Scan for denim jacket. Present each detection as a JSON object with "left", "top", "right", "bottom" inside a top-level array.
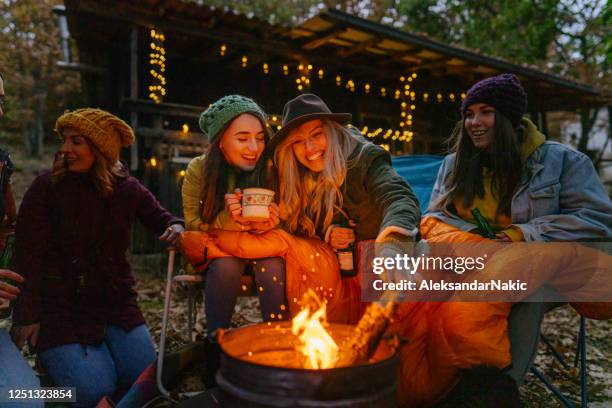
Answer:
[{"left": 426, "top": 140, "right": 612, "bottom": 242}]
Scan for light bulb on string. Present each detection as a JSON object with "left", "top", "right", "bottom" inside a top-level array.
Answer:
[{"left": 148, "top": 28, "right": 166, "bottom": 104}]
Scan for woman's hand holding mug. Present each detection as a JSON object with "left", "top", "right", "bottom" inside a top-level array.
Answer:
[
  {"left": 225, "top": 188, "right": 252, "bottom": 227},
  {"left": 250, "top": 202, "right": 280, "bottom": 233}
]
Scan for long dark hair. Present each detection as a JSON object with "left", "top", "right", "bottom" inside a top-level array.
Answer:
[
  {"left": 434, "top": 112, "right": 525, "bottom": 216},
  {"left": 199, "top": 115, "right": 271, "bottom": 224}
]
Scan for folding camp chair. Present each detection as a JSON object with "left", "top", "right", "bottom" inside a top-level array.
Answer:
[
  {"left": 156, "top": 248, "right": 259, "bottom": 399},
  {"left": 392, "top": 153, "right": 593, "bottom": 408}
]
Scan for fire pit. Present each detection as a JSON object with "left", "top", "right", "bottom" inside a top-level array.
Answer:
[{"left": 217, "top": 322, "right": 398, "bottom": 407}]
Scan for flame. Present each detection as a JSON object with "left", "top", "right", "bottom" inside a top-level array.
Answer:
[{"left": 292, "top": 299, "right": 339, "bottom": 369}]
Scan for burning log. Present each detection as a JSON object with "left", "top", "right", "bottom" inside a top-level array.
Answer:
[
  {"left": 292, "top": 289, "right": 397, "bottom": 368},
  {"left": 336, "top": 302, "right": 397, "bottom": 366}
]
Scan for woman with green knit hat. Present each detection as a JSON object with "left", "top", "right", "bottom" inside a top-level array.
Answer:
[
  {"left": 11, "top": 108, "right": 183, "bottom": 407},
  {"left": 181, "top": 95, "right": 288, "bottom": 386}
]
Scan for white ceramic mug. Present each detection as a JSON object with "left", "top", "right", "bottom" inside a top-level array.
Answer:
[{"left": 242, "top": 188, "right": 275, "bottom": 221}]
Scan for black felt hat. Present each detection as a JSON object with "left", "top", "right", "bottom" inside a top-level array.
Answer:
[{"left": 269, "top": 94, "right": 351, "bottom": 151}]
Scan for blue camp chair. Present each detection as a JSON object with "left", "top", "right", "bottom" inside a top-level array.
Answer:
[{"left": 391, "top": 154, "right": 588, "bottom": 408}]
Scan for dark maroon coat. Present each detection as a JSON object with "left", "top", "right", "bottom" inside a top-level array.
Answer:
[{"left": 12, "top": 171, "right": 182, "bottom": 352}]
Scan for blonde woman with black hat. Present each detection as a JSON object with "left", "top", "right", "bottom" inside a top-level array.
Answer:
[
  {"left": 269, "top": 93, "right": 420, "bottom": 248},
  {"left": 181, "top": 95, "right": 288, "bottom": 386},
  {"left": 11, "top": 108, "right": 183, "bottom": 407}
]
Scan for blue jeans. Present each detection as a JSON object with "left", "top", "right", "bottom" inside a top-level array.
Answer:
[
  {"left": 205, "top": 257, "right": 288, "bottom": 339},
  {"left": 38, "top": 324, "right": 156, "bottom": 408},
  {"left": 0, "top": 328, "right": 43, "bottom": 408}
]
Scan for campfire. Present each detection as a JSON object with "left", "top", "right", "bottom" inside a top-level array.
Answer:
[
  {"left": 216, "top": 290, "right": 399, "bottom": 407},
  {"left": 291, "top": 291, "right": 339, "bottom": 369}
]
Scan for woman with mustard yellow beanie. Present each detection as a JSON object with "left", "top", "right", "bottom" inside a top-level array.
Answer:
[{"left": 11, "top": 108, "right": 184, "bottom": 407}]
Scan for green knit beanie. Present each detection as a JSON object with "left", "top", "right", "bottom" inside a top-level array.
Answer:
[{"left": 198, "top": 95, "right": 267, "bottom": 144}]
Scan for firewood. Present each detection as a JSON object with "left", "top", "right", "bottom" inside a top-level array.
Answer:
[{"left": 336, "top": 302, "right": 397, "bottom": 366}]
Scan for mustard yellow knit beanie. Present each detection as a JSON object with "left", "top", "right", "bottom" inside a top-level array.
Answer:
[{"left": 55, "top": 108, "right": 135, "bottom": 163}]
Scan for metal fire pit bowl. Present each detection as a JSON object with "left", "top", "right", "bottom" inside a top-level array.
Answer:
[{"left": 217, "top": 322, "right": 398, "bottom": 407}]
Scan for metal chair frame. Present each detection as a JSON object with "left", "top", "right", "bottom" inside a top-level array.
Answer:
[{"left": 530, "top": 317, "right": 587, "bottom": 408}]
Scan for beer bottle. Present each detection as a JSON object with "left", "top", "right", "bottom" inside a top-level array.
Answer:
[
  {"left": 0, "top": 234, "right": 16, "bottom": 318},
  {"left": 337, "top": 216, "right": 356, "bottom": 278},
  {"left": 471, "top": 208, "right": 496, "bottom": 239}
]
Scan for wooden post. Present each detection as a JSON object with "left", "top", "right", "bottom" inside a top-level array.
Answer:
[
  {"left": 130, "top": 26, "right": 139, "bottom": 171},
  {"left": 540, "top": 111, "right": 548, "bottom": 138}
]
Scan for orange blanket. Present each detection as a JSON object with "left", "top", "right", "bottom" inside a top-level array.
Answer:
[
  {"left": 390, "top": 216, "right": 611, "bottom": 406},
  {"left": 180, "top": 220, "right": 610, "bottom": 407},
  {"left": 386, "top": 217, "right": 512, "bottom": 406},
  {"left": 180, "top": 229, "right": 362, "bottom": 324}
]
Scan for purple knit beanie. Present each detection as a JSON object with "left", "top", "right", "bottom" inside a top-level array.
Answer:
[{"left": 461, "top": 73, "right": 527, "bottom": 127}]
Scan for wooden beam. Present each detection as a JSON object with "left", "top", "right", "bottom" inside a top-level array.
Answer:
[
  {"left": 416, "top": 56, "right": 449, "bottom": 71},
  {"left": 337, "top": 36, "right": 382, "bottom": 58},
  {"left": 129, "top": 26, "right": 139, "bottom": 171},
  {"left": 376, "top": 47, "right": 423, "bottom": 67},
  {"left": 300, "top": 27, "right": 346, "bottom": 50},
  {"left": 136, "top": 127, "right": 207, "bottom": 145},
  {"left": 120, "top": 98, "right": 203, "bottom": 118}
]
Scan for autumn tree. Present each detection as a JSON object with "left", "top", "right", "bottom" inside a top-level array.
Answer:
[{"left": 0, "top": 0, "right": 80, "bottom": 156}]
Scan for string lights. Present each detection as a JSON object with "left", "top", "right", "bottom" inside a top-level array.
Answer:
[
  {"left": 148, "top": 35, "right": 467, "bottom": 159},
  {"left": 148, "top": 29, "right": 166, "bottom": 104}
]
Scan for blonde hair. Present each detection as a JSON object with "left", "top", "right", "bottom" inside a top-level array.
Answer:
[
  {"left": 51, "top": 136, "right": 126, "bottom": 198},
  {"left": 274, "top": 120, "right": 360, "bottom": 236}
]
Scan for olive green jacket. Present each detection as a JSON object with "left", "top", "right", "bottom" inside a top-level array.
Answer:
[{"left": 328, "top": 129, "right": 421, "bottom": 242}]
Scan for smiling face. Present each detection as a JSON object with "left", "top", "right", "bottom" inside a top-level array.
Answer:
[
  {"left": 289, "top": 119, "right": 328, "bottom": 173},
  {"left": 59, "top": 127, "right": 96, "bottom": 173},
  {"left": 464, "top": 103, "right": 496, "bottom": 151},
  {"left": 219, "top": 113, "right": 266, "bottom": 171}
]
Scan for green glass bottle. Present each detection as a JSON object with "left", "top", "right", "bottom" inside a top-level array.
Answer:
[
  {"left": 471, "top": 208, "right": 496, "bottom": 239},
  {"left": 0, "top": 234, "right": 16, "bottom": 318}
]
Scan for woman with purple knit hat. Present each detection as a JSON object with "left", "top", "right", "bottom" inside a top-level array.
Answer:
[
  {"left": 419, "top": 74, "right": 612, "bottom": 404},
  {"left": 428, "top": 73, "right": 611, "bottom": 242}
]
